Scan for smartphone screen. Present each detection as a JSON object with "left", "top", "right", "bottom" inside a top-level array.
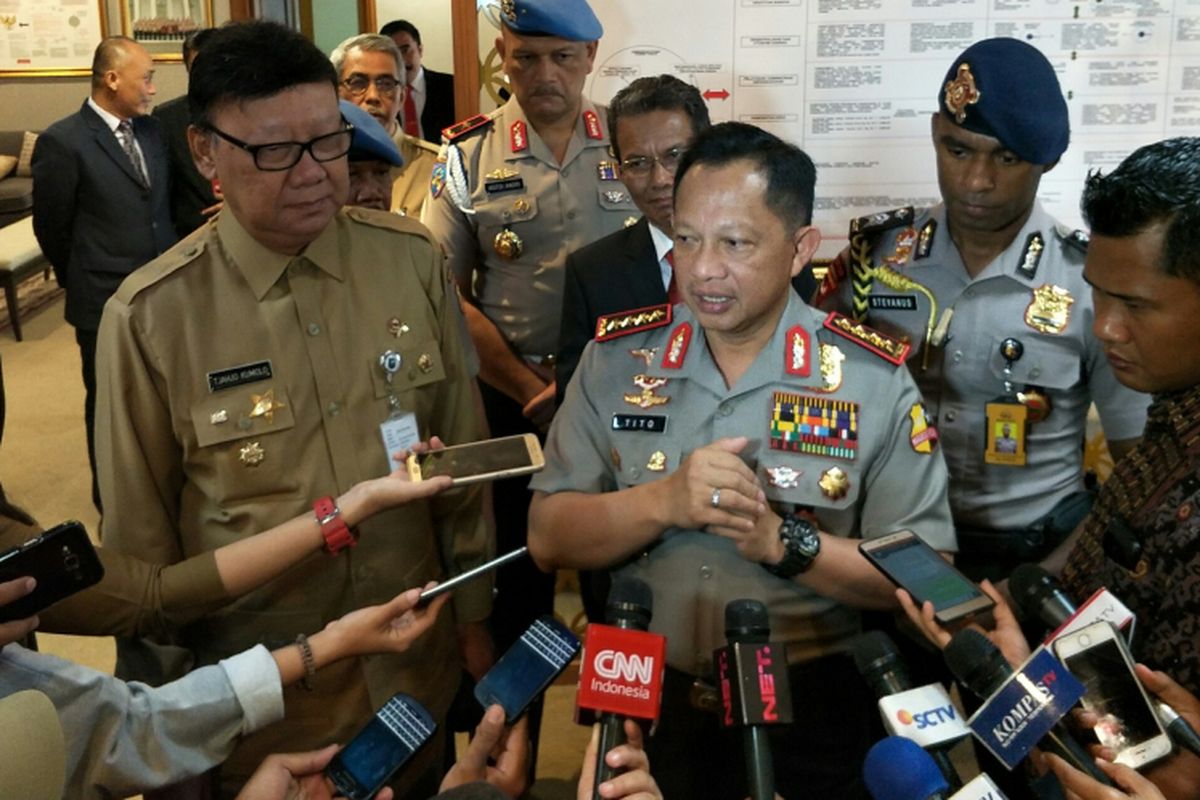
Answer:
[
  {"left": 418, "top": 435, "right": 536, "bottom": 481},
  {"left": 325, "top": 693, "right": 436, "bottom": 800},
  {"left": 860, "top": 532, "right": 992, "bottom": 622},
  {"left": 1060, "top": 638, "right": 1166, "bottom": 756},
  {"left": 475, "top": 615, "right": 581, "bottom": 723}
]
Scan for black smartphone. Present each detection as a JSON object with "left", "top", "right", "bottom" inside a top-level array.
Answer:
[
  {"left": 859, "top": 530, "right": 993, "bottom": 624},
  {"left": 475, "top": 614, "right": 581, "bottom": 723},
  {"left": 0, "top": 520, "right": 104, "bottom": 622},
  {"left": 325, "top": 692, "right": 437, "bottom": 800},
  {"left": 416, "top": 546, "right": 528, "bottom": 607}
]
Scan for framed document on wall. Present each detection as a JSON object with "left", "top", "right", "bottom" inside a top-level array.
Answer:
[
  {"left": 119, "top": 0, "right": 213, "bottom": 61},
  {"left": 0, "top": 0, "right": 107, "bottom": 77}
]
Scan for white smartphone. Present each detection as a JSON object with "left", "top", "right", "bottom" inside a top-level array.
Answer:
[
  {"left": 858, "top": 530, "right": 993, "bottom": 624},
  {"left": 1052, "top": 621, "right": 1174, "bottom": 769},
  {"left": 406, "top": 433, "right": 545, "bottom": 486}
]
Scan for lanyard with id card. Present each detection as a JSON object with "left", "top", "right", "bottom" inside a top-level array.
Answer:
[
  {"left": 378, "top": 349, "right": 421, "bottom": 467},
  {"left": 984, "top": 337, "right": 1028, "bottom": 466}
]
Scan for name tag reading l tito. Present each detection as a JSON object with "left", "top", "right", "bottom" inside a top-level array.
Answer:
[{"left": 611, "top": 414, "right": 667, "bottom": 433}]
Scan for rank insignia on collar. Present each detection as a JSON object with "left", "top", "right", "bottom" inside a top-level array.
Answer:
[
  {"left": 885, "top": 227, "right": 917, "bottom": 266},
  {"left": 598, "top": 161, "right": 619, "bottom": 181},
  {"left": 510, "top": 120, "right": 528, "bottom": 153},
  {"left": 909, "top": 403, "right": 939, "bottom": 454},
  {"left": 915, "top": 219, "right": 937, "bottom": 260},
  {"left": 623, "top": 374, "right": 671, "bottom": 408},
  {"left": 1017, "top": 232, "right": 1044, "bottom": 280},
  {"left": 239, "top": 441, "right": 265, "bottom": 467},
  {"left": 583, "top": 110, "right": 603, "bottom": 140},
  {"left": 661, "top": 322, "right": 692, "bottom": 369},
  {"left": 815, "top": 343, "right": 845, "bottom": 393},
  {"left": 823, "top": 311, "right": 911, "bottom": 365},
  {"left": 1024, "top": 284, "right": 1074, "bottom": 335},
  {"left": 595, "top": 304, "right": 672, "bottom": 342},
  {"left": 770, "top": 391, "right": 859, "bottom": 460},
  {"left": 647, "top": 451, "right": 667, "bottom": 472},
  {"left": 629, "top": 347, "right": 659, "bottom": 367},
  {"left": 248, "top": 389, "right": 285, "bottom": 424},
  {"left": 765, "top": 465, "right": 802, "bottom": 489},
  {"left": 785, "top": 325, "right": 810, "bottom": 377},
  {"left": 818, "top": 466, "right": 851, "bottom": 501},
  {"left": 944, "top": 63, "right": 981, "bottom": 124}
]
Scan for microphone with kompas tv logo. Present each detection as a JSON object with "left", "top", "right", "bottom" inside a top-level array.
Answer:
[
  {"left": 575, "top": 576, "right": 665, "bottom": 800},
  {"left": 714, "top": 599, "right": 793, "bottom": 800}
]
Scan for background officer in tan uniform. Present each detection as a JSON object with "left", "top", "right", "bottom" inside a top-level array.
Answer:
[
  {"left": 95, "top": 21, "right": 490, "bottom": 798},
  {"left": 815, "top": 38, "right": 1148, "bottom": 581},
  {"left": 331, "top": 33, "right": 439, "bottom": 217},
  {"left": 529, "top": 122, "right": 954, "bottom": 800}
]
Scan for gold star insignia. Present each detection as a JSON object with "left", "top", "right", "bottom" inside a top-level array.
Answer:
[{"left": 248, "top": 389, "right": 285, "bottom": 424}]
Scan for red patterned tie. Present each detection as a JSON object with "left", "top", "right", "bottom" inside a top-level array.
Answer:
[
  {"left": 403, "top": 85, "right": 419, "bottom": 137},
  {"left": 665, "top": 249, "right": 683, "bottom": 305}
]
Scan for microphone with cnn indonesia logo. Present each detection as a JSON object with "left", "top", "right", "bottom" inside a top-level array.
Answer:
[
  {"left": 714, "top": 599, "right": 793, "bottom": 800},
  {"left": 575, "top": 576, "right": 666, "bottom": 800}
]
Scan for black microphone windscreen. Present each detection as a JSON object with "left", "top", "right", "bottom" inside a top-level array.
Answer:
[
  {"left": 1009, "top": 563, "right": 1073, "bottom": 626},
  {"left": 943, "top": 629, "right": 1012, "bottom": 698},
  {"left": 725, "top": 599, "right": 770, "bottom": 644},
  {"left": 605, "top": 575, "right": 653, "bottom": 629},
  {"left": 853, "top": 631, "right": 913, "bottom": 697}
]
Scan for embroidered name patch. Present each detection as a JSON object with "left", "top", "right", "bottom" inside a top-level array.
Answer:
[
  {"left": 485, "top": 177, "right": 525, "bottom": 194},
  {"left": 769, "top": 391, "right": 858, "bottom": 460},
  {"left": 868, "top": 295, "right": 918, "bottom": 311},
  {"left": 207, "top": 360, "right": 273, "bottom": 393},
  {"left": 611, "top": 414, "right": 667, "bottom": 433}
]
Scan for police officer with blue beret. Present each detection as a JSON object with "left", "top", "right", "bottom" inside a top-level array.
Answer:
[
  {"left": 816, "top": 37, "right": 1150, "bottom": 582},
  {"left": 339, "top": 100, "right": 404, "bottom": 211}
]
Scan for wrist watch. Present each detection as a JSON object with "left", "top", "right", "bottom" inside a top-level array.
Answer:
[
  {"left": 765, "top": 513, "right": 820, "bottom": 578},
  {"left": 314, "top": 496, "right": 357, "bottom": 555}
]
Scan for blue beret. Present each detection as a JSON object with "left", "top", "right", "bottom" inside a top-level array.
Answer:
[
  {"left": 939, "top": 38, "right": 1069, "bottom": 165},
  {"left": 339, "top": 100, "right": 404, "bottom": 167},
  {"left": 500, "top": 0, "right": 602, "bottom": 41}
]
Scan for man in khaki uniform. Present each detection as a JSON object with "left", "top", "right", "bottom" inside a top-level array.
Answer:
[
  {"left": 331, "top": 33, "right": 439, "bottom": 217},
  {"left": 95, "top": 21, "right": 490, "bottom": 798}
]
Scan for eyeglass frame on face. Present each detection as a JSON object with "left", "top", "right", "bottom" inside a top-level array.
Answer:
[
  {"left": 203, "top": 118, "right": 356, "bottom": 171},
  {"left": 340, "top": 74, "right": 401, "bottom": 97},
  {"left": 617, "top": 146, "right": 686, "bottom": 178}
]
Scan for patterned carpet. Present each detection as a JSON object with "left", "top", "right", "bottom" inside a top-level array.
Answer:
[{"left": 0, "top": 271, "right": 62, "bottom": 336}]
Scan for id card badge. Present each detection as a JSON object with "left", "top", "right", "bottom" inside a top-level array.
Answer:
[
  {"left": 380, "top": 411, "right": 420, "bottom": 468},
  {"left": 985, "top": 400, "right": 1027, "bottom": 466}
]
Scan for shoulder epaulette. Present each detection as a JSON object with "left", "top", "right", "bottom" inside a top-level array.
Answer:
[
  {"left": 1055, "top": 223, "right": 1089, "bottom": 255},
  {"left": 594, "top": 304, "right": 672, "bottom": 342},
  {"left": 823, "top": 311, "right": 911, "bottom": 366},
  {"left": 849, "top": 207, "right": 915, "bottom": 238},
  {"left": 411, "top": 136, "right": 441, "bottom": 155},
  {"left": 116, "top": 234, "right": 208, "bottom": 302},
  {"left": 441, "top": 113, "right": 494, "bottom": 143},
  {"left": 345, "top": 206, "right": 436, "bottom": 243}
]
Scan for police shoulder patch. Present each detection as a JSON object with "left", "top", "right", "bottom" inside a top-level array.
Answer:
[
  {"left": 849, "top": 206, "right": 915, "bottom": 238},
  {"left": 594, "top": 304, "right": 673, "bottom": 342},
  {"left": 822, "top": 311, "right": 911, "bottom": 366}
]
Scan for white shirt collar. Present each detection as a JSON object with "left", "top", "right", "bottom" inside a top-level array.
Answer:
[
  {"left": 648, "top": 221, "right": 674, "bottom": 262},
  {"left": 409, "top": 66, "right": 426, "bottom": 95},
  {"left": 87, "top": 97, "right": 124, "bottom": 133}
]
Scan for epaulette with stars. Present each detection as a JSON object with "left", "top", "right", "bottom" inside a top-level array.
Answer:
[
  {"left": 594, "top": 304, "right": 673, "bottom": 342},
  {"left": 823, "top": 311, "right": 911, "bottom": 366}
]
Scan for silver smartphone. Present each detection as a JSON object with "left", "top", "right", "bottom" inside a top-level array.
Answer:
[
  {"left": 416, "top": 546, "right": 528, "bottom": 606},
  {"left": 1052, "top": 621, "right": 1174, "bottom": 769},
  {"left": 406, "top": 433, "right": 545, "bottom": 486},
  {"left": 858, "top": 530, "right": 993, "bottom": 624}
]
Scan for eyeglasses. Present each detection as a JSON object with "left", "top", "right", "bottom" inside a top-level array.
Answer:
[
  {"left": 619, "top": 147, "right": 685, "bottom": 177},
  {"left": 341, "top": 75, "right": 401, "bottom": 96},
  {"left": 206, "top": 121, "right": 355, "bottom": 171}
]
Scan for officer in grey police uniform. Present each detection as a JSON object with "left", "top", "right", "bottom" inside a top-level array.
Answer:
[
  {"left": 815, "top": 38, "right": 1149, "bottom": 581},
  {"left": 530, "top": 122, "right": 954, "bottom": 800}
]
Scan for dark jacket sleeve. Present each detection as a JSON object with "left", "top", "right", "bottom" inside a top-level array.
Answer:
[{"left": 31, "top": 128, "right": 78, "bottom": 285}]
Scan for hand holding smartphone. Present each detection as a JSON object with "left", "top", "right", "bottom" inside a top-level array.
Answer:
[
  {"left": 0, "top": 521, "right": 104, "bottom": 623},
  {"left": 406, "top": 434, "right": 544, "bottom": 486},
  {"left": 324, "top": 692, "right": 436, "bottom": 800},
  {"left": 475, "top": 615, "right": 581, "bottom": 724},
  {"left": 416, "top": 547, "right": 528, "bottom": 607},
  {"left": 859, "top": 530, "right": 993, "bottom": 625}
]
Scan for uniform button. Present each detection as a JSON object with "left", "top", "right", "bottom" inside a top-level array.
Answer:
[
  {"left": 502, "top": 211, "right": 512, "bottom": 221},
  {"left": 327, "top": 401, "right": 341, "bottom": 416},
  {"left": 699, "top": 565, "right": 712, "bottom": 579},
  {"left": 945, "top": 410, "right": 957, "bottom": 422},
  {"left": 953, "top": 350, "right": 963, "bottom": 363},
  {"left": 630, "top": 466, "right": 641, "bottom": 478},
  {"left": 307, "top": 323, "right": 321, "bottom": 336},
  {"left": 566, "top": 211, "right": 577, "bottom": 220},
  {"left": 718, "top": 402, "right": 733, "bottom": 417},
  {"left": 1029, "top": 367, "right": 1041, "bottom": 379}
]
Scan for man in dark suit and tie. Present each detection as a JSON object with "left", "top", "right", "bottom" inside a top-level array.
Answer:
[
  {"left": 32, "top": 36, "right": 175, "bottom": 509},
  {"left": 381, "top": 19, "right": 456, "bottom": 141}
]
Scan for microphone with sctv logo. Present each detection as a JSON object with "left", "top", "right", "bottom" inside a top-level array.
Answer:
[{"left": 574, "top": 576, "right": 665, "bottom": 800}]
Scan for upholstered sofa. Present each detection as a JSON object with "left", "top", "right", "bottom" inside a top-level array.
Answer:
[{"left": 0, "top": 131, "right": 36, "bottom": 228}]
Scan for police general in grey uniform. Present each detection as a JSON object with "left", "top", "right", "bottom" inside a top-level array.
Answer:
[
  {"left": 529, "top": 122, "right": 954, "bottom": 800},
  {"left": 815, "top": 38, "right": 1148, "bottom": 581},
  {"left": 421, "top": 0, "right": 636, "bottom": 673}
]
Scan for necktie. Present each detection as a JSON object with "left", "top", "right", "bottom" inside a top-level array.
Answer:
[
  {"left": 665, "top": 249, "right": 683, "bottom": 305},
  {"left": 117, "top": 120, "right": 149, "bottom": 187},
  {"left": 403, "top": 85, "right": 420, "bottom": 138}
]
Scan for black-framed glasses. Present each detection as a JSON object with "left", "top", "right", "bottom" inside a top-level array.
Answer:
[
  {"left": 620, "top": 147, "right": 685, "bottom": 177},
  {"left": 341, "top": 75, "right": 401, "bottom": 97},
  {"left": 206, "top": 120, "right": 355, "bottom": 171}
]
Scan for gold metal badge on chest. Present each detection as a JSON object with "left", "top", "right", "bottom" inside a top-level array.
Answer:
[
  {"left": 647, "top": 451, "right": 667, "bottom": 472},
  {"left": 494, "top": 228, "right": 524, "bottom": 260},
  {"left": 1024, "top": 284, "right": 1074, "bottom": 335},
  {"left": 239, "top": 441, "right": 265, "bottom": 467},
  {"left": 818, "top": 466, "right": 850, "bottom": 500},
  {"left": 248, "top": 389, "right": 285, "bottom": 424},
  {"left": 623, "top": 374, "right": 670, "bottom": 408}
]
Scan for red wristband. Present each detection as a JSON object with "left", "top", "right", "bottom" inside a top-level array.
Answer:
[{"left": 314, "top": 496, "right": 356, "bottom": 555}]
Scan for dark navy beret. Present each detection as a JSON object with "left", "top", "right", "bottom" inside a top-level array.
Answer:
[
  {"left": 938, "top": 37, "right": 1069, "bottom": 165},
  {"left": 499, "top": 0, "right": 603, "bottom": 41},
  {"left": 339, "top": 100, "right": 403, "bottom": 167}
]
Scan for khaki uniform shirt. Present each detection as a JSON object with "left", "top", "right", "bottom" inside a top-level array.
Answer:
[
  {"left": 421, "top": 96, "right": 638, "bottom": 359},
  {"left": 390, "top": 127, "right": 440, "bottom": 218},
  {"left": 531, "top": 294, "right": 954, "bottom": 676},
  {"left": 818, "top": 203, "right": 1149, "bottom": 530},
  {"left": 95, "top": 208, "right": 490, "bottom": 793}
]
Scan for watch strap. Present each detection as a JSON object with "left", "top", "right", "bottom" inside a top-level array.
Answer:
[
  {"left": 314, "top": 495, "right": 356, "bottom": 555},
  {"left": 765, "top": 513, "right": 819, "bottom": 579}
]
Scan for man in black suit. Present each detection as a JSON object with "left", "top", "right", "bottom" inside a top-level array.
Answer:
[
  {"left": 381, "top": 19, "right": 456, "bottom": 141},
  {"left": 31, "top": 36, "right": 175, "bottom": 509}
]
